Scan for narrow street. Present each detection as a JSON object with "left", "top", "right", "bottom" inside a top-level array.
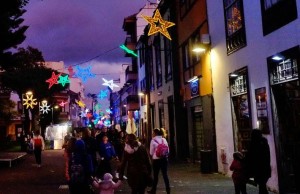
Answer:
[{"left": 0, "top": 149, "right": 263, "bottom": 194}]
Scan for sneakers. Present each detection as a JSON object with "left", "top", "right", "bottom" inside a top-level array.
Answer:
[{"left": 37, "top": 164, "right": 41, "bottom": 168}]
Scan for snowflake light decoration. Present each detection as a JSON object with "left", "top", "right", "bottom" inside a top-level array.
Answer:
[
  {"left": 102, "top": 78, "right": 119, "bottom": 90},
  {"left": 97, "top": 89, "right": 109, "bottom": 100},
  {"left": 142, "top": 9, "right": 175, "bottom": 40},
  {"left": 23, "top": 93, "right": 37, "bottom": 109},
  {"left": 39, "top": 101, "right": 51, "bottom": 114},
  {"left": 46, "top": 72, "right": 61, "bottom": 89},
  {"left": 57, "top": 75, "right": 70, "bottom": 87},
  {"left": 75, "top": 66, "right": 95, "bottom": 83}
]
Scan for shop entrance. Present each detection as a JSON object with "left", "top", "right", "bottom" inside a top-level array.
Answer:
[{"left": 271, "top": 81, "right": 300, "bottom": 193}]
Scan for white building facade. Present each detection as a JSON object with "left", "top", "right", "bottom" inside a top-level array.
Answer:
[{"left": 207, "top": 0, "right": 300, "bottom": 193}]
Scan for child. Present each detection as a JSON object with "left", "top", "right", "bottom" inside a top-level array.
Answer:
[
  {"left": 230, "top": 152, "right": 247, "bottom": 194},
  {"left": 92, "top": 173, "right": 122, "bottom": 194}
]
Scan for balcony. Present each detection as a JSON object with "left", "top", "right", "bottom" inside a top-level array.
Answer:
[
  {"left": 125, "top": 65, "right": 138, "bottom": 84},
  {"left": 124, "top": 95, "right": 139, "bottom": 111},
  {"left": 124, "top": 36, "right": 136, "bottom": 57}
]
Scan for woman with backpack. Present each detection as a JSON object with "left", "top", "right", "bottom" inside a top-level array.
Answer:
[{"left": 147, "top": 128, "right": 170, "bottom": 194}]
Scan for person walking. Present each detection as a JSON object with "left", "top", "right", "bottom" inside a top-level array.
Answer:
[
  {"left": 230, "top": 152, "right": 247, "bottom": 194},
  {"left": 98, "top": 135, "right": 118, "bottom": 178},
  {"left": 68, "top": 139, "right": 94, "bottom": 194},
  {"left": 119, "top": 134, "right": 152, "bottom": 194},
  {"left": 147, "top": 128, "right": 170, "bottom": 194},
  {"left": 246, "top": 129, "right": 271, "bottom": 194},
  {"left": 31, "top": 130, "right": 45, "bottom": 167}
]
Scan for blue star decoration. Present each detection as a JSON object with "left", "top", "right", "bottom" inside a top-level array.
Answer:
[
  {"left": 75, "top": 65, "right": 95, "bottom": 83},
  {"left": 57, "top": 75, "right": 70, "bottom": 87},
  {"left": 97, "top": 89, "right": 109, "bottom": 100},
  {"left": 102, "top": 78, "right": 119, "bottom": 90}
]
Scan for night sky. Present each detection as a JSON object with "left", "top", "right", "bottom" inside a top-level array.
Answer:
[{"left": 21, "top": 0, "right": 149, "bottom": 95}]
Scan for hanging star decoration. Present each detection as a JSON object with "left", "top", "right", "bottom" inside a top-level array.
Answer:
[
  {"left": 94, "top": 103, "right": 102, "bottom": 112},
  {"left": 120, "top": 44, "right": 138, "bottom": 57},
  {"left": 97, "top": 89, "right": 109, "bottom": 100},
  {"left": 102, "top": 78, "right": 119, "bottom": 90},
  {"left": 75, "top": 65, "right": 95, "bottom": 83},
  {"left": 76, "top": 100, "right": 85, "bottom": 108},
  {"left": 59, "top": 101, "right": 68, "bottom": 107},
  {"left": 106, "top": 108, "right": 112, "bottom": 114},
  {"left": 46, "top": 72, "right": 61, "bottom": 89},
  {"left": 23, "top": 93, "right": 37, "bottom": 109},
  {"left": 142, "top": 9, "right": 175, "bottom": 40},
  {"left": 57, "top": 75, "right": 70, "bottom": 87},
  {"left": 39, "top": 101, "right": 51, "bottom": 114},
  {"left": 86, "top": 112, "right": 93, "bottom": 119}
]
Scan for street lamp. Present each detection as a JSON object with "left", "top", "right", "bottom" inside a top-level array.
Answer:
[{"left": 51, "top": 105, "right": 59, "bottom": 125}]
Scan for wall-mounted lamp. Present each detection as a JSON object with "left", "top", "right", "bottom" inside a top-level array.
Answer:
[
  {"left": 192, "top": 34, "right": 211, "bottom": 53},
  {"left": 272, "top": 55, "right": 284, "bottom": 61},
  {"left": 229, "top": 73, "right": 239, "bottom": 78},
  {"left": 192, "top": 44, "right": 207, "bottom": 53},
  {"left": 138, "top": 92, "right": 145, "bottom": 96},
  {"left": 187, "top": 75, "right": 202, "bottom": 83}
]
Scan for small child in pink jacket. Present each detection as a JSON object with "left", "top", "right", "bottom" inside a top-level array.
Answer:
[{"left": 92, "top": 173, "right": 122, "bottom": 194}]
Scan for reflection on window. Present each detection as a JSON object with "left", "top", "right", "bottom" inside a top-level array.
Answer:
[
  {"left": 225, "top": 1, "right": 242, "bottom": 36},
  {"left": 264, "top": 0, "right": 281, "bottom": 10}
]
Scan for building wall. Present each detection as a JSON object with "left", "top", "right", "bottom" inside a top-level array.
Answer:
[{"left": 206, "top": 0, "right": 300, "bottom": 192}]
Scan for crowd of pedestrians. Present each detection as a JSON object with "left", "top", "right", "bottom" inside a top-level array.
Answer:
[{"left": 62, "top": 126, "right": 170, "bottom": 194}]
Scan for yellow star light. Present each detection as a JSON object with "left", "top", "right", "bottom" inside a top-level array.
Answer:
[
  {"left": 142, "top": 9, "right": 175, "bottom": 40},
  {"left": 76, "top": 100, "right": 85, "bottom": 108},
  {"left": 23, "top": 93, "right": 37, "bottom": 109}
]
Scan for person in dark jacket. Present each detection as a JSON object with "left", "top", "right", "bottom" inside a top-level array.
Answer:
[
  {"left": 246, "top": 129, "right": 271, "bottom": 194},
  {"left": 68, "top": 139, "right": 94, "bottom": 194},
  {"left": 119, "top": 134, "right": 152, "bottom": 194},
  {"left": 98, "top": 135, "right": 118, "bottom": 178}
]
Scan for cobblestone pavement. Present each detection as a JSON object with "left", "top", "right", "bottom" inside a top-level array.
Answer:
[{"left": 0, "top": 149, "right": 266, "bottom": 194}]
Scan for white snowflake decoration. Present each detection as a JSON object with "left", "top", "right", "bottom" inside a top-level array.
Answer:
[{"left": 39, "top": 101, "right": 51, "bottom": 114}]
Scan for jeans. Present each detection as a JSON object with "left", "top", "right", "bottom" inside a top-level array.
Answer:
[{"left": 152, "top": 158, "right": 170, "bottom": 192}]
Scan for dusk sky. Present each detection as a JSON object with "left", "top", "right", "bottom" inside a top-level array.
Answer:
[{"left": 21, "top": 0, "right": 151, "bottom": 95}]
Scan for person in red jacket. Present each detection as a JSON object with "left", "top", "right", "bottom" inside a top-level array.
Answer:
[{"left": 230, "top": 151, "right": 247, "bottom": 194}]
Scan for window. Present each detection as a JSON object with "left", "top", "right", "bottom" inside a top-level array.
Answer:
[
  {"left": 268, "top": 46, "right": 299, "bottom": 85},
  {"left": 146, "top": 45, "right": 154, "bottom": 91},
  {"left": 180, "top": 0, "right": 197, "bottom": 18},
  {"left": 182, "top": 42, "right": 190, "bottom": 70},
  {"left": 260, "top": 0, "right": 297, "bottom": 35},
  {"left": 191, "top": 33, "right": 201, "bottom": 65},
  {"left": 223, "top": 0, "right": 247, "bottom": 55},
  {"left": 158, "top": 100, "right": 165, "bottom": 128},
  {"left": 164, "top": 38, "right": 173, "bottom": 82},
  {"left": 154, "top": 36, "right": 162, "bottom": 88},
  {"left": 139, "top": 44, "right": 145, "bottom": 67}
]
